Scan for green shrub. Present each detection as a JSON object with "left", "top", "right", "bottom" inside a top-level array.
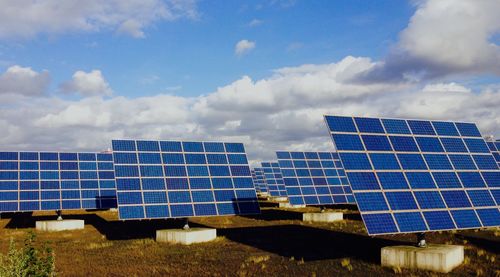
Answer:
[{"left": 0, "top": 231, "right": 55, "bottom": 277}]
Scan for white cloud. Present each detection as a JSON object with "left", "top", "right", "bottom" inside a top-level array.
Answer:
[
  {"left": 0, "top": 0, "right": 198, "bottom": 39},
  {"left": 235, "top": 39, "right": 256, "bottom": 56},
  {"left": 116, "top": 19, "right": 145, "bottom": 38},
  {"left": 247, "top": 19, "right": 263, "bottom": 27},
  {"left": 60, "top": 70, "right": 113, "bottom": 97},
  {"left": 1, "top": 57, "right": 498, "bottom": 165},
  {"left": 356, "top": 0, "right": 500, "bottom": 82},
  {"left": 0, "top": 65, "right": 50, "bottom": 96}
]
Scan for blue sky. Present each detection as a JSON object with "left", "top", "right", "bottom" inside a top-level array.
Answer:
[
  {"left": 0, "top": 0, "right": 499, "bottom": 163},
  {"left": 2, "top": 0, "right": 415, "bottom": 98}
]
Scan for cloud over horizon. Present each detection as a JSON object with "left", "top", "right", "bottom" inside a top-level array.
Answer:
[{"left": 0, "top": 56, "right": 498, "bottom": 165}]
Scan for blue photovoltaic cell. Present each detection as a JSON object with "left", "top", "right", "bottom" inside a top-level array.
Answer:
[
  {"left": 324, "top": 115, "right": 500, "bottom": 235},
  {"left": 112, "top": 140, "right": 260, "bottom": 220},
  {"left": 0, "top": 151, "right": 117, "bottom": 213},
  {"left": 260, "top": 162, "right": 287, "bottom": 197},
  {"left": 277, "top": 151, "right": 354, "bottom": 205}
]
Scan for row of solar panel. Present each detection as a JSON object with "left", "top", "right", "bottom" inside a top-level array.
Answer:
[
  {"left": 112, "top": 140, "right": 245, "bottom": 153},
  {"left": 260, "top": 162, "right": 287, "bottom": 197},
  {"left": 277, "top": 151, "right": 354, "bottom": 205},
  {"left": 115, "top": 177, "right": 254, "bottom": 190},
  {"left": 346, "top": 171, "right": 499, "bottom": 191},
  {"left": 114, "top": 165, "right": 251, "bottom": 177},
  {"left": 333, "top": 134, "right": 491, "bottom": 153},
  {"left": 0, "top": 172, "right": 115, "bottom": 180},
  {"left": 0, "top": 199, "right": 117, "bottom": 212},
  {"left": 0, "top": 181, "right": 115, "bottom": 190},
  {"left": 0, "top": 152, "right": 113, "bottom": 161},
  {"left": 338, "top": 153, "right": 497, "bottom": 171},
  {"left": 325, "top": 116, "right": 482, "bottom": 137},
  {"left": 118, "top": 201, "right": 260, "bottom": 219},
  {"left": 113, "top": 152, "right": 249, "bottom": 165},
  {"left": 0, "top": 162, "right": 114, "bottom": 170},
  {"left": 361, "top": 208, "right": 500, "bottom": 234}
]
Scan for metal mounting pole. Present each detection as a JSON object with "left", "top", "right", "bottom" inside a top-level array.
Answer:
[
  {"left": 182, "top": 218, "right": 190, "bottom": 230},
  {"left": 56, "top": 210, "right": 63, "bottom": 221},
  {"left": 417, "top": 232, "right": 426, "bottom": 247}
]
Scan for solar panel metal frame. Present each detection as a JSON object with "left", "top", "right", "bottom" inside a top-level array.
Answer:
[
  {"left": 324, "top": 115, "right": 500, "bottom": 235},
  {"left": 0, "top": 151, "right": 117, "bottom": 213},
  {"left": 112, "top": 139, "right": 260, "bottom": 220},
  {"left": 276, "top": 151, "right": 355, "bottom": 205},
  {"left": 251, "top": 168, "right": 268, "bottom": 194},
  {"left": 260, "top": 161, "right": 287, "bottom": 197}
]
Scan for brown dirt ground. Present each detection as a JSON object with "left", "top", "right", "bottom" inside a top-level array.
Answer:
[{"left": 0, "top": 201, "right": 498, "bottom": 277}]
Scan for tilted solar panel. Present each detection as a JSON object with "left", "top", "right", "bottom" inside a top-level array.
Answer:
[
  {"left": 0, "top": 152, "right": 117, "bottom": 212},
  {"left": 324, "top": 115, "right": 500, "bottom": 235},
  {"left": 260, "top": 162, "right": 287, "bottom": 197},
  {"left": 112, "top": 140, "right": 260, "bottom": 220},
  {"left": 277, "top": 151, "right": 355, "bottom": 205},
  {"left": 486, "top": 139, "right": 500, "bottom": 168},
  {"left": 251, "top": 168, "right": 268, "bottom": 194}
]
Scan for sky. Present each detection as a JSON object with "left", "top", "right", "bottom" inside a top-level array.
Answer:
[{"left": 0, "top": 0, "right": 499, "bottom": 165}]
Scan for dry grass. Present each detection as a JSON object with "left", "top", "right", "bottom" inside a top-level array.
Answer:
[{"left": 0, "top": 207, "right": 498, "bottom": 276}]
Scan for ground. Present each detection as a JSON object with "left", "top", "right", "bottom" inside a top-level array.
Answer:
[{"left": 0, "top": 200, "right": 498, "bottom": 276}]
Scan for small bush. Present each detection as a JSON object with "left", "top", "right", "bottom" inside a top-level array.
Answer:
[{"left": 0, "top": 231, "right": 55, "bottom": 277}]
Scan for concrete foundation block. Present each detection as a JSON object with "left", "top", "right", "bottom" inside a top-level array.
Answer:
[
  {"left": 278, "top": 202, "right": 306, "bottom": 208},
  {"left": 268, "top": 197, "right": 288, "bottom": 202},
  {"left": 302, "top": 212, "right": 343, "bottom": 222},
  {"left": 381, "top": 244, "right": 464, "bottom": 273},
  {"left": 35, "top": 220, "right": 84, "bottom": 232},
  {"left": 156, "top": 228, "right": 217, "bottom": 245}
]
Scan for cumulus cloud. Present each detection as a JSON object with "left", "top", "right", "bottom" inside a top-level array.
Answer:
[
  {"left": 356, "top": 0, "right": 500, "bottom": 82},
  {"left": 60, "top": 70, "right": 113, "bottom": 97},
  {"left": 1, "top": 57, "right": 499, "bottom": 165},
  {"left": 235, "top": 39, "right": 256, "bottom": 56},
  {"left": 0, "top": 0, "right": 198, "bottom": 39},
  {"left": 0, "top": 65, "right": 50, "bottom": 96}
]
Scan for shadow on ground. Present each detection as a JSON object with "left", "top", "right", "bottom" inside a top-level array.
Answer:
[
  {"left": 456, "top": 231, "right": 500, "bottom": 254},
  {"left": 241, "top": 209, "right": 304, "bottom": 221},
  {"left": 4, "top": 212, "right": 210, "bottom": 241},
  {"left": 219, "top": 224, "right": 407, "bottom": 264},
  {"left": 241, "top": 208, "right": 362, "bottom": 221}
]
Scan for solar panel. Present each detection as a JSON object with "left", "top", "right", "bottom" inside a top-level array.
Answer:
[
  {"left": 0, "top": 151, "right": 117, "bottom": 213},
  {"left": 251, "top": 168, "right": 268, "bottom": 194},
  {"left": 260, "top": 162, "right": 287, "bottom": 197},
  {"left": 486, "top": 139, "right": 500, "bottom": 168},
  {"left": 111, "top": 140, "right": 260, "bottom": 220},
  {"left": 277, "top": 151, "right": 355, "bottom": 205},
  {"left": 324, "top": 115, "right": 500, "bottom": 235}
]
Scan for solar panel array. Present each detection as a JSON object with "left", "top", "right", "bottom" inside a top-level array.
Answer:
[
  {"left": 486, "top": 139, "right": 500, "bottom": 168},
  {"left": 251, "top": 168, "right": 268, "bottom": 194},
  {"left": 260, "top": 162, "right": 287, "bottom": 197},
  {"left": 0, "top": 152, "right": 117, "bottom": 212},
  {"left": 112, "top": 140, "right": 260, "bottom": 220},
  {"left": 277, "top": 151, "right": 355, "bottom": 205},
  {"left": 325, "top": 115, "right": 500, "bottom": 235}
]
